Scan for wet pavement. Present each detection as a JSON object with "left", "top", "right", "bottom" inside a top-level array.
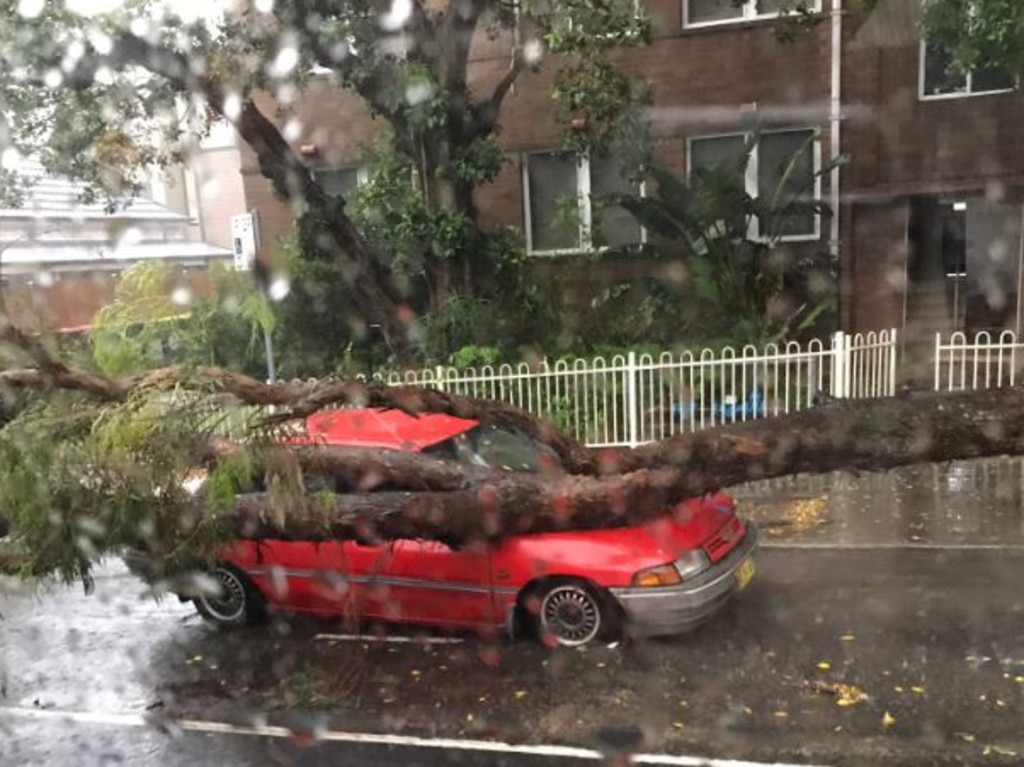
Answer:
[{"left": 4, "top": 458, "right": 1024, "bottom": 767}]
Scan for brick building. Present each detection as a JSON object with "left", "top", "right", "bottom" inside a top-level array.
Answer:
[{"left": 211, "top": 0, "right": 1024, "bottom": 352}]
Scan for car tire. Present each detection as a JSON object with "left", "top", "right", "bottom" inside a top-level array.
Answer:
[
  {"left": 194, "top": 564, "right": 267, "bottom": 628},
  {"left": 531, "top": 578, "right": 620, "bottom": 647}
]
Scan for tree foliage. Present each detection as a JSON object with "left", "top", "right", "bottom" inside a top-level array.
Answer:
[
  {"left": 603, "top": 135, "right": 839, "bottom": 347},
  {"left": 0, "top": 0, "right": 653, "bottom": 363},
  {"left": 922, "top": 0, "right": 1024, "bottom": 78}
]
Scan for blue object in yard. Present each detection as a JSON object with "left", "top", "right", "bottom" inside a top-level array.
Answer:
[
  {"left": 713, "top": 387, "right": 766, "bottom": 420},
  {"left": 671, "top": 387, "right": 766, "bottom": 421}
]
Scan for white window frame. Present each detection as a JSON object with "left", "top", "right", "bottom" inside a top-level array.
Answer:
[
  {"left": 522, "top": 151, "right": 647, "bottom": 257},
  {"left": 686, "top": 127, "right": 822, "bottom": 242},
  {"left": 918, "top": 38, "right": 1017, "bottom": 101},
  {"left": 683, "top": 0, "right": 822, "bottom": 29}
]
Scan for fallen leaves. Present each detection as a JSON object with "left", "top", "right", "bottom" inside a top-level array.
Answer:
[
  {"left": 882, "top": 711, "right": 896, "bottom": 728},
  {"left": 810, "top": 681, "right": 869, "bottom": 707}
]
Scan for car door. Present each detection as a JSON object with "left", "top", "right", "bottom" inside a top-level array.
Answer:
[
  {"left": 381, "top": 540, "right": 498, "bottom": 630},
  {"left": 343, "top": 540, "right": 397, "bottom": 622}
]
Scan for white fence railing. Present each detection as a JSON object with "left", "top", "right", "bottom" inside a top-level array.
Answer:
[
  {"left": 377, "top": 330, "right": 898, "bottom": 448},
  {"left": 934, "top": 331, "right": 1024, "bottom": 391}
]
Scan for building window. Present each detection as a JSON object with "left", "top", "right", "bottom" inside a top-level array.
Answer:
[
  {"left": 312, "top": 166, "right": 369, "bottom": 199},
  {"left": 689, "top": 128, "right": 820, "bottom": 239},
  {"left": 920, "top": 39, "right": 1015, "bottom": 98},
  {"left": 684, "top": 0, "right": 818, "bottom": 27},
  {"left": 523, "top": 151, "right": 643, "bottom": 255}
]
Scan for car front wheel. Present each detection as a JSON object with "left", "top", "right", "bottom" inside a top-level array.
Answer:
[
  {"left": 536, "top": 579, "right": 618, "bottom": 647},
  {"left": 194, "top": 564, "right": 266, "bottom": 628}
]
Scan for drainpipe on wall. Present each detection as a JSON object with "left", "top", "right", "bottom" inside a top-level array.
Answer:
[{"left": 830, "top": 0, "right": 844, "bottom": 321}]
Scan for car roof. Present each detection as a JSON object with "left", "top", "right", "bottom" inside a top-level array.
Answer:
[{"left": 299, "top": 408, "right": 479, "bottom": 452}]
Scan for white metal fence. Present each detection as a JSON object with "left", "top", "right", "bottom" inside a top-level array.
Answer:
[
  {"left": 934, "top": 331, "right": 1024, "bottom": 391},
  {"left": 376, "top": 330, "right": 898, "bottom": 448}
]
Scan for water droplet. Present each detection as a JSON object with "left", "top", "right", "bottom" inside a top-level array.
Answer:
[
  {"left": 405, "top": 80, "right": 434, "bottom": 106},
  {"left": 283, "top": 119, "right": 302, "bottom": 142},
  {"left": 523, "top": 39, "right": 544, "bottom": 65},
  {"left": 222, "top": 93, "right": 242, "bottom": 122},
  {"left": 171, "top": 286, "right": 192, "bottom": 306},
  {"left": 268, "top": 276, "right": 290, "bottom": 301},
  {"left": 16, "top": 0, "right": 44, "bottom": 18},
  {"left": 270, "top": 46, "right": 299, "bottom": 78},
  {"left": 380, "top": 0, "right": 412, "bottom": 31}
]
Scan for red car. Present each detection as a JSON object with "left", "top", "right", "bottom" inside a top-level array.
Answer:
[{"left": 189, "top": 408, "right": 758, "bottom": 646}]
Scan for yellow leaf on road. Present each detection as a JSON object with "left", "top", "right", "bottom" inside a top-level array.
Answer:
[
  {"left": 514, "top": 690, "right": 528, "bottom": 700},
  {"left": 882, "top": 711, "right": 896, "bottom": 728},
  {"left": 955, "top": 733, "right": 976, "bottom": 743},
  {"left": 774, "top": 711, "right": 789, "bottom": 718},
  {"left": 911, "top": 686, "right": 925, "bottom": 695},
  {"left": 893, "top": 686, "right": 905, "bottom": 693},
  {"left": 673, "top": 721, "right": 684, "bottom": 730},
  {"left": 817, "top": 661, "right": 831, "bottom": 670}
]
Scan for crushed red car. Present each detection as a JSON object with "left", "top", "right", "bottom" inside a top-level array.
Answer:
[{"left": 181, "top": 408, "right": 757, "bottom": 646}]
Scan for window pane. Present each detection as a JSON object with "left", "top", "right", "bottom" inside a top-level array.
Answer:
[
  {"left": 756, "top": 0, "right": 788, "bottom": 14},
  {"left": 687, "top": 0, "right": 744, "bottom": 24},
  {"left": 758, "top": 130, "right": 816, "bottom": 237},
  {"left": 526, "top": 152, "right": 580, "bottom": 252},
  {"left": 690, "top": 134, "right": 746, "bottom": 191},
  {"left": 923, "top": 42, "right": 967, "bottom": 96},
  {"left": 314, "top": 167, "right": 361, "bottom": 199},
  {"left": 590, "top": 156, "right": 641, "bottom": 249},
  {"left": 972, "top": 63, "right": 1015, "bottom": 93}
]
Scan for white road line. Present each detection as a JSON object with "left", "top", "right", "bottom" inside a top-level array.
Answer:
[
  {"left": 314, "top": 633, "right": 464, "bottom": 644},
  {"left": 761, "top": 541, "right": 1024, "bottom": 551},
  {"left": 0, "top": 705, "right": 830, "bottom": 767}
]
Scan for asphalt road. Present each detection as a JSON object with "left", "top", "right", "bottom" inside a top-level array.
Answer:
[{"left": 4, "top": 544, "right": 1024, "bottom": 767}]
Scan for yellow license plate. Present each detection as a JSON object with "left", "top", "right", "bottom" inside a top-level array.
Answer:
[{"left": 736, "top": 558, "right": 756, "bottom": 591}]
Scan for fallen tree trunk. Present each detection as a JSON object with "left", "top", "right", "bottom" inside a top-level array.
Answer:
[{"left": 220, "top": 388, "right": 1024, "bottom": 545}]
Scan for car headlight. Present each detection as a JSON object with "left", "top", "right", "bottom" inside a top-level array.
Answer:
[
  {"left": 674, "top": 549, "right": 710, "bottom": 580},
  {"left": 631, "top": 563, "right": 683, "bottom": 588}
]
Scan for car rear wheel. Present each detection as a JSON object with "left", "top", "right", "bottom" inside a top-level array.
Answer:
[
  {"left": 194, "top": 564, "right": 266, "bottom": 628},
  {"left": 535, "top": 579, "right": 618, "bottom": 647}
]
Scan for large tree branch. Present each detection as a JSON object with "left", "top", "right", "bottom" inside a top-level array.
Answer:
[
  {"left": 469, "top": 49, "right": 530, "bottom": 138},
  {"left": 77, "top": 32, "right": 413, "bottom": 359}
]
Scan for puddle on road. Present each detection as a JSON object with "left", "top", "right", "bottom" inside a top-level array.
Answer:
[{"left": 732, "top": 457, "right": 1024, "bottom": 546}]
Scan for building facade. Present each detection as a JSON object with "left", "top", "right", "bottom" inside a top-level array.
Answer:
[
  {"left": 213, "top": 0, "right": 1023, "bottom": 356},
  {"left": 0, "top": 160, "right": 234, "bottom": 331}
]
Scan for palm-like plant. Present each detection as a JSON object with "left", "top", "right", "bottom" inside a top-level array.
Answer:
[{"left": 609, "top": 133, "right": 841, "bottom": 346}]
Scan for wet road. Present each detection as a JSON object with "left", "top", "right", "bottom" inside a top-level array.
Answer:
[{"left": 4, "top": 459, "right": 1024, "bottom": 767}]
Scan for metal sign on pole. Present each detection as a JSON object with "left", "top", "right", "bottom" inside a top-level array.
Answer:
[{"left": 231, "top": 212, "right": 259, "bottom": 272}]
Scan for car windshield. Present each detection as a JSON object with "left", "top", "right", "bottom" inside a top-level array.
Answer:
[{"left": 429, "top": 424, "right": 564, "bottom": 474}]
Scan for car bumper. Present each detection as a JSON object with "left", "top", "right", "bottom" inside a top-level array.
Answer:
[{"left": 609, "top": 523, "right": 758, "bottom": 638}]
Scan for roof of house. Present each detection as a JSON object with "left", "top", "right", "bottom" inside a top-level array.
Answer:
[{"left": 0, "top": 158, "right": 232, "bottom": 270}]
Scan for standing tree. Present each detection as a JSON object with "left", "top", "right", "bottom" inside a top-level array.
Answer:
[{"left": 0, "top": 0, "right": 649, "bottom": 362}]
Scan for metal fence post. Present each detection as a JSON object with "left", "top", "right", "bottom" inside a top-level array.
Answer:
[
  {"left": 831, "top": 331, "right": 847, "bottom": 398},
  {"left": 626, "top": 351, "right": 639, "bottom": 447},
  {"left": 889, "top": 327, "right": 898, "bottom": 395},
  {"left": 435, "top": 365, "right": 446, "bottom": 393}
]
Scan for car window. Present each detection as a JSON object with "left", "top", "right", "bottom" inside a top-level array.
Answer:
[{"left": 442, "top": 424, "right": 564, "bottom": 474}]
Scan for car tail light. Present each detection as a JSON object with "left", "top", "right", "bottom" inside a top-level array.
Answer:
[{"left": 632, "top": 564, "right": 683, "bottom": 588}]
